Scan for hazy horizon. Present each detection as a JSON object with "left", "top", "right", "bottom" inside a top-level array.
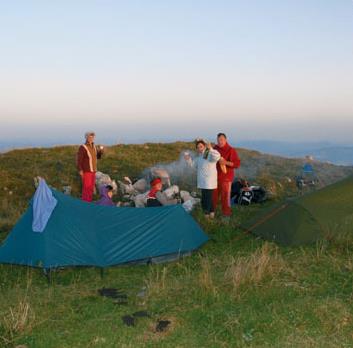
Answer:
[{"left": 1, "top": 1, "right": 352, "bottom": 143}]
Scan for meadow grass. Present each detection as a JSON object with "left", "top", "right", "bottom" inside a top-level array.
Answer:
[{"left": 0, "top": 143, "right": 353, "bottom": 347}]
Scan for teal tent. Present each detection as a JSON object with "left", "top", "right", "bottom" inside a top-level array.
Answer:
[{"left": 0, "top": 183, "right": 208, "bottom": 269}]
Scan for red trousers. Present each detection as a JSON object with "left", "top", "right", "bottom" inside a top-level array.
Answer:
[
  {"left": 82, "top": 172, "right": 96, "bottom": 202},
  {"left": 212, "top": 181, "right": 232, "bottom": 216}
]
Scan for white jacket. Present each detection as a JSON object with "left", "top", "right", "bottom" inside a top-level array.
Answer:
[{"left": 188, "top": 149, "right": 221, "bottom": 189}]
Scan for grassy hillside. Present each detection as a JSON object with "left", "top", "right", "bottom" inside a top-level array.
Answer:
[
  {"left": 0, "top": 142, "right": 351, "bottom": 234},
  {"left": 0, "top": 143, "right": 353, "bottom": 347}
]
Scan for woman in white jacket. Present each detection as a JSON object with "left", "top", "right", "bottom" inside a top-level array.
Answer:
[{"left": 185, "top": 139, "right": 221, "bottom": 218}]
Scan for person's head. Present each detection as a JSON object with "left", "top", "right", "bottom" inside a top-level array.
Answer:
[
  {"left": 150, "top": 177, "right": 163, "bottom": 191},
  {"left": 217, "top": 133, "right": 228, "bottom": 148},
  {"left": 85, "top": 131, "right": 95, "bottom": 144},
  {"left": 106, "top": 185, "right": 114, "bottom": 198},
  {"left": 195, "top": 139, "right": 206, "bottom": 154}
]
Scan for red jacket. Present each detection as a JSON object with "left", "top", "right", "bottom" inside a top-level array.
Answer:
[
  {"left": 76, "top": 143, "right": 102, "bottom": 173},
  {"left": 147, "top": 188, "right": 159, "bottom": 199},
  {"left": 214, "top": 143, "right": 240, "bottom": 182}
]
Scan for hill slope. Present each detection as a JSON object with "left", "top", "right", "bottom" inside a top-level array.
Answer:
[{"left": 0, "top": 143, "right": 353, "bottom": 347}]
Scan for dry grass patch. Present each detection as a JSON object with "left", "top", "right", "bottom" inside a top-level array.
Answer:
[
  {"left": 314, "top": 299, "right": 352, "bottom": 335},
  {"left": 198, "top": 256, "right": 218, "bottom": 296},
  {"left": 225, "top": 242, "right": 286, "bottom": 292},
  {"left": 0, "top": 299, "right": 35, "bottom": 346},
  {"left": 144, "top": 266, "right": 170, "bottom": 299}
]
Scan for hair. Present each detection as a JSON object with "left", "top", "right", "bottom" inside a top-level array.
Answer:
[
  {"left": 106, "top": 185, "right": 113, "bottom": 191},
  {"left": 195, "top": 139, "right": 206, "bottom": 148},
  {"left": 85, "top": 131, "right": 95, "bottom": 139},
  {"left": 217, "top": 132, "right": 227, "bottom": 139}
]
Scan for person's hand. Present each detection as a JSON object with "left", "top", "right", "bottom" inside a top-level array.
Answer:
[
  {"left": 79, "top": 170, "right": 84, "bottom": 177},
  {"left": 219, "top": 157, "right": 227, "bottom": 165},
  {"left": 207, "top": 143, "right": 213, "bottom": 150}
]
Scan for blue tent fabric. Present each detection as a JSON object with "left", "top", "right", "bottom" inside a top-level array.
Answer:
[
  {"left": 32, "top": 179, "right": 57, "bottom": 232},
  {"left": 0, "top": 185, "right": 208, "bottom": 269}
]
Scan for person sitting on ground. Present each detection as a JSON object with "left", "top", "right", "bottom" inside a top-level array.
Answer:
[
  {"left": 146, "top": 178, "right": 179, "bottom": 207},
  {"left": 96, "top": 185, "right": 115, "bottom": 206},
  {"left": 184, "top": 139, "right": 220, "bottom": 218}
]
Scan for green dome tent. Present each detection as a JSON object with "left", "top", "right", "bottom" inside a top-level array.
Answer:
[
  {"left": 0, "top": 181, "right": 208, "bottom": 270},
  {"left": 242, "top": 176, "right": 353, "bottom": 246}
]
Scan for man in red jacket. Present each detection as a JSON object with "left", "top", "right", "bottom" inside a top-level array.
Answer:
[
  {"left": 213, "top": 133, "right": 240, "bottom": 219},
  {"left": 76, "top": 131, "right": 104, "bottom": 202}
]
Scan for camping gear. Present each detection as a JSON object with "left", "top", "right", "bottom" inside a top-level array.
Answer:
[
  {"left": 248, "top": 186, "right": 267, "bottom": 204},
  {"left": 231, "top": 179, "right": 267, "bottom": 205},
  {"left": 0, "top": 180, "right": 208, "bottom": 270},
  {"left": 242, "top": 176, "right": 353, "bottom": 246},
  {"left": 238, "top": 189, "right": 254, "bottom": 206}
]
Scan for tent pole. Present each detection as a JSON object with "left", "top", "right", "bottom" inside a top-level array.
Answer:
[
  {"left": 43, "top": 268, "right": 51, "bottom": 285},
  {"left": 100, "top": 267, "right": 104, "bottom": 279}
]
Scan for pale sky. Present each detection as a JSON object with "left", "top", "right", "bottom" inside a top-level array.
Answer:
[{"left": 0, "top": 1, "right": 352, "bottom": 146}]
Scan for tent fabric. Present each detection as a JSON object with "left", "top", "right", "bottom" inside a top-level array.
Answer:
[
  {"left": 243, "top": 175, "right": 353, "bottom": 246},
  {"left": 32, "top": 179, "right": 58, "bottom": 233},
  {"left": 0, "top": 183, "right": 208, "bottom": 269}
]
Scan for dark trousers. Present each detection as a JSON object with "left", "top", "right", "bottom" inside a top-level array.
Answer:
[
  {"left": 201, "top": 189, "right": 214, "bottom": 214},
  {"left": 146, "top": 198, "right": 162, "bottom": 207}
]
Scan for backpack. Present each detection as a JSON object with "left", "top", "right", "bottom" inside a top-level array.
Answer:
[
  {"left": 251, "top": 186, "right": 267, "bottom": 203},
  {"left": 238, "top": 189, "right": 254, "bottom": 205},
  {"left": 231, "top": 179, "right": 249, "bottom": 201},
  {"left": 232, "top": 179, "right": 267, "bottom": 206}
]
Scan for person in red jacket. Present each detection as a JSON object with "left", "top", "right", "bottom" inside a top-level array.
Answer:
[
  {"left": 212, "top": 133, "right": 241, "bottom": 219},
  {"left": 76, "top": 131, "right": 104, "bottom": 202}
]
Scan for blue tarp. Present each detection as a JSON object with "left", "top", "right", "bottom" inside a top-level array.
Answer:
[{"left": 32, "top": 179, "right": 57, "bottom": 232}]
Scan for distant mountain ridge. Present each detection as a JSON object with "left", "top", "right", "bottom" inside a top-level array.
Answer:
[
  {"left": 237, "top": 141, "right": 353, "bottom": 166},
  {"left": 2, "top": 140, "right": 353, "bottom": 166}
]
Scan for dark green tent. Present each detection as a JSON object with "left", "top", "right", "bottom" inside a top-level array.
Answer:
[
  {"left": 242, "top": 176, "right": 353, "bottom": 246},
  {"left": 0, "top": 184, "right": 208, "bottom": 269}
]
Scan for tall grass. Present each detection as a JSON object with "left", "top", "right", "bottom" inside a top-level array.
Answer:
[
  {"left": 225, "top": 243, "right": 286, "bottom": 292},
  {"left": 1, "top": 299, "right": 35, "bottom": 345},
  {"left": 198, "top": 256, "right": 218, "bottom": 296}
]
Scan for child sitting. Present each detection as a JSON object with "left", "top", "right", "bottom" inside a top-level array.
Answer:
[
  {"left": 96, "top": 185, "right": 115, "bottom": 206},
  {"left": 146, "top": 178, "right": 179, "bottom": 207}
]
